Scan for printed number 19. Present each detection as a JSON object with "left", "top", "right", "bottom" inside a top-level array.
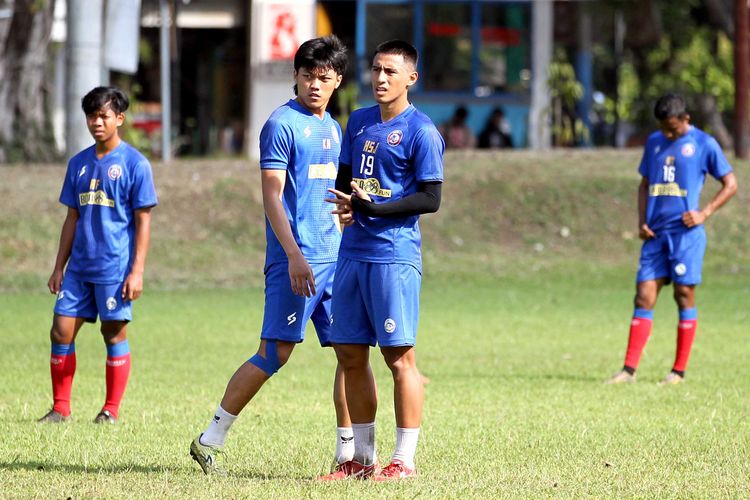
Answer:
[
  {"left": 663, "top": 165, "right": 675, "bottom": 182},
  {"left": 360, "top": 154, "right": 374, "bottom": 175}
]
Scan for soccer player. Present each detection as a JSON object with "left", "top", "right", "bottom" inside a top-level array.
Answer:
[
  {"left": 319, "top": 40, "right": 444, "bottom": 481},
  {"left": 38, "top": 86, "right": 158, "bottom": 424},
  {"left": 189, "top": 35, "right": 370, "bottom": 475},
  {"left": 607, "top": 94, "right": 737, "bottom": 385}
]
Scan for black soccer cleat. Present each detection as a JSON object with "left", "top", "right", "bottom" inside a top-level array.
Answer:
[{"left": 93, "top": 410, "right": 117, "bottom": 424}]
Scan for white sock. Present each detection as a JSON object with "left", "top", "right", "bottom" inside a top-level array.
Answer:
[
  {"left": 352, "top": 422, "right": 377, "bottom": 465},
  {"left": 199, "top": 405, "right": 237, "bottom": 447},
  {"left": 335, "top": 427, "right": 354, "bottom": 464},
  {"left": 391, "top": 427, "right": 420, "bottom": 469}
]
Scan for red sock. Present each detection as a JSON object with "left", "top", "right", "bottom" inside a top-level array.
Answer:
[
  {"left": 50, "top": 343, "right": 76, "bottom": 416},
  {"left": 623, "top": 310, "right": 653, "bottom": 370},
  {"left": 103, "top": 342, "right": 131, "bottom": 418},
  {"left": 673, "top": 318, "right": 698, "bottom": 373}
]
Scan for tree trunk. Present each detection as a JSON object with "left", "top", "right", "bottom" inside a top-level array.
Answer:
[
  {"left": 0, "top": 0, "right": 57, "bottom": 163},
  {"left": 695, "top": 94, "right": 734, "bottom": 149}
]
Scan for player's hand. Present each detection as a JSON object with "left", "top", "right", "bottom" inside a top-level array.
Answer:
[
  {"left": 338, "top": 211, "right": 355, "bottom": 227},
  {"left": 48, "top": 269, "right": 64, "bottom": 294},
  {"left": 639, "top": 223, "right": 655, "bottom": 240},
  {"left": 350, "top": 181, "right": 372, "bottom": 203},
  {"left": 288, "top": 253, "right": 316, "bottom": 297},
  {"left": 682, "top": 210, "right": 706, "bottom": 228},
  {"left": 326, "top": 188, "right": 352, "bottom": 212},
  {"left": 122, "top": 271, "right": 144, "bottom": 301}
]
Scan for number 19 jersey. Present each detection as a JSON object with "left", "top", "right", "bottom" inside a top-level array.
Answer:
[{"left": 339, "top": 104, "right": 444, "bottom": 270}]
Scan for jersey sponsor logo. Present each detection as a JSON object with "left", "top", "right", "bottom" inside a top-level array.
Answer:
[
  {"left": 108, "top": 165, "right": 122, "bottom": 181},
  {"left": 308, "top": 162, "right": 337, "bottom": 179},
  {"left": 303, "top": 126, "right": 312, "bottom": 138},
  {"left": 106, "top": 297, "right": 117, "bottom": 311},
  {"left": 287, "top": 312, "right": 297, "bottom": 326},
  {"left": 384, "top": 318, "right": 396, "bottom": 334},
  {"left": 362, "top": 140, "right": 379, "bottom": 154},
  {"left": 331, "top": 125, "right": 340, "bottom": 143},
  {"left": 79, "top": 165, "right": 87, "bottom": 177},
  {"left": 353, "top": 177, "right": 392, "bottom": 198},
  {"left": 79, "top": 190, "right": 116, "bottom": 207},
  {"left": 674, "top": 263, "right": 687, "bottom": 276},
  {"left": 649, "top": 183, "right": 687, "bottom": 197},
  {"left": 387, "top": 130, "right": 403, "bottom": 146},
  {"left": 681, "top": 143, "right": 696, "bottom": 157}
]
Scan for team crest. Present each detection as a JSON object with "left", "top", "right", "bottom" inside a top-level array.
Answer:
[
  {"left": 674, "top": 263, "right": 687, "bottom": 276},
  {"left": 108, "top": 165, "right": 122, "bottom": 181},
  {"left": 384, "top": 318, "right": 396, "bottom": 334},
  {"left": 387, "top": 130, "right": 403, "bottom": 146},
  {"left": 106, "top": 297, "right": 117, "bottom": 310},
  {"left": 681, "top": 143, "right": 695, "bottom": 157}
]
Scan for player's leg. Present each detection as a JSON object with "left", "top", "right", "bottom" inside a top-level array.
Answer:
[
  {"left": 369, "top": 262, "right": 421, "bottom": 480},
  {"left": 664, "top": 227, "right": 705, "bottom": 384},
  {"left": 191, "top": 263, "right": 303, "bottom": 474},
  {"left": 318, "top": 258, "right": 378, "bottom": 480},
  {"left": 96, "top": 282, "right": 133, "bottom": 423},
  {"left": 40, "top": 277, "right": 96, "bottom": 422},
  {"left": 608, "top": 237, "right": 667, "bottom": 384}
]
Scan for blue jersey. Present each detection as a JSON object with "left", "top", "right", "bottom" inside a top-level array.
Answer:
[
  {"left": 638, "top": 126, "right": 732, "bottom": 234},
  {"left": 59, "top": 141, "right": 158, "bottom": 284},
  {"left": 260, "top": 99, "right": 342, "bottom": 267},
  {"left": 339, "top": 104, "right": 444, "bottom": 269}
]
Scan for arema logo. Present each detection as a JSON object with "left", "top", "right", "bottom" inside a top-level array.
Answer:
[
  {"left": 108, "top": 165, "right": 122, "bottom": 181},
  {"left": 674, "top": 263, "right": 687, "bottom": 276},
  {"left": 387, "top": 130, "right": 403, "bottom": 146},
  {"left": 106, "top": 297, "right": 117, "bottom": 311},
  {"left": 681, "top": 143, "right": 696, "bottom": 157},
  {"left": 287, "top": 312, "right": 297, "bottom": 326},
  {"left": 384, "top": 318, "right": 396, "bottom": 334}
]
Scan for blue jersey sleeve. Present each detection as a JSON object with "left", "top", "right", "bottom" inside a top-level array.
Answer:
[
  {"left": 339, "top": 115, "right": 355, "bottom": 167},
  {"left": 130, "top": 160, "right": 159, "bottom": 209},
  {"left": 260, "top": 117, "right": 294, "bottom": 170},
  {"left": 412, "top": 126, "right": 445, "bottom": 182},
  {"left": 704, "top": 136, "right": 733, "bottom": 180},
  {"left": 59, "top": 160, "right": 78, "bottom": 208},
  {"left": 638, "top": 138, "right": 653, "bottom": 177}
]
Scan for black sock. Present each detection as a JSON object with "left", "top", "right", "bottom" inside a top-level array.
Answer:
[
  {"left": 671, "top": 369, "right": 685, "bottom": 378},
  {"left": 623, "top": 365, "right": 636, "bottom": 375}
]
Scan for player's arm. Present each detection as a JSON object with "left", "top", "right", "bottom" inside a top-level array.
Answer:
[
  {"left": 48, "top": 207, "right": 79, "bottom": 294},
  {"left": 682, "top": 171, "right": 738, "bottom": 228},
  {"left": 261, "top": 169, "right": 315, "bottom": 297},
  {"left": 351, "top": 181, "right": 442, "bottom": 217},
  {"left": 122, "top": 207, "right": 153, "bottom": 301},
  {"left": 638, "top": 176, "right": 655, "bottom": 240}
]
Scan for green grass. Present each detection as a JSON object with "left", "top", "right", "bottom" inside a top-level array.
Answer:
[
  {"left": 1, "top": 268, "right": 749, "bottom": 497},
  {"left": 1, "top": 151, "right": 749, "bottom": 496}
]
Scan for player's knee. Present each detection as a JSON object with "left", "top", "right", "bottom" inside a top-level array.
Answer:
[
  {"left": 49, "top": 325, "right": 67, "bottom": 344},
  {"left": 248, "top": 341, "right": 291, "bottom": 376}
]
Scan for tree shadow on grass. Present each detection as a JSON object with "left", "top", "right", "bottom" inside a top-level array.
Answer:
[{"left": 0, "top": 460, "right": 181, "bottom": 475}]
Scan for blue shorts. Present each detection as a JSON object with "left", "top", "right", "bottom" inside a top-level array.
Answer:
[
  {"left": 330, "top": 257, "right": 421, "bottom": 347},
  {"left": 636, "top": 226, "right": 706, "bottom": 285},
  {"left": 260, "top": 261, "right": 336, "bottom": 346},
  {"left": 53, "top": 276, "right": 132, "bottom": 322}
]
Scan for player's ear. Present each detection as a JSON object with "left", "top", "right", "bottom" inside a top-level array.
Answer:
[
  {"left": 406, "top": 70, "right": 418, "bottom": 88},
  {"left": 334, "top": 73, "right": 343, "bottom": 89},
  {"left": 116, "top": 112, "right": 125, "bottom": 127}
]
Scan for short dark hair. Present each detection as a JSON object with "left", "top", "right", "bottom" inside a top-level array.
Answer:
[
  {"left": 81, "top": 86, "right": 129, "bottom": 115},
  {"left": 654, "top": 94, "right": 687, "bottom": 120},
  {"left": 292, "top": 35, "right": 348, "bottom": 95},
  {"left": 373, "top": 39, "right": 418, "bottom": 69}
]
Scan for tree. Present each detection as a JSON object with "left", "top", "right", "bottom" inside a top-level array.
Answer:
[{"left": 0, "top": 0, "right": 57, "bottom": 163}]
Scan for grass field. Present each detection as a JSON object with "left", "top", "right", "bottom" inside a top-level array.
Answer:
[{"left": 1, "top": 151, "right": 749, "bottom": 497}]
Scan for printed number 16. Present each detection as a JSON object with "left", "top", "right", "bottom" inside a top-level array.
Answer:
[
  {"left": 360, "top": 154, "right": 374, "bottom": 175},
  {"left": 663, "top": 165, "right": 675, "bottom": 182}
]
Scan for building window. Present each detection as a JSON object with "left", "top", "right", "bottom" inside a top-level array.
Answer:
[{"left": 422, "top": 3, "right": 472, "bottom": 92}]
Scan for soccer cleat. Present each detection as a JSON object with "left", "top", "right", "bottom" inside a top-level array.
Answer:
[
  {"left": 93, "top": 410, "right": 117, "bottom": 424},
  {"left": 37, "top": 409, "right": 71, "bottom": 424},
  {"left": 371, "top": 460, "right": 416, "bottom": 481},
  {"left": 316, "top": 460, "right": 377, "bottom": 481},
  {"left": 605, "top": 369, "right": 636, "bottom": 384},
  {"left": 190, "top": 435, "right": 227, "bottom": 475},
  {"left": 659, "top": 371, "right": 685, "bottom": 385}
]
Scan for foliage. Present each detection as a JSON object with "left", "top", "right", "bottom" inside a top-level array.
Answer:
[{"left": 547, "top": 48, "right": 587, "bottom": 146}]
